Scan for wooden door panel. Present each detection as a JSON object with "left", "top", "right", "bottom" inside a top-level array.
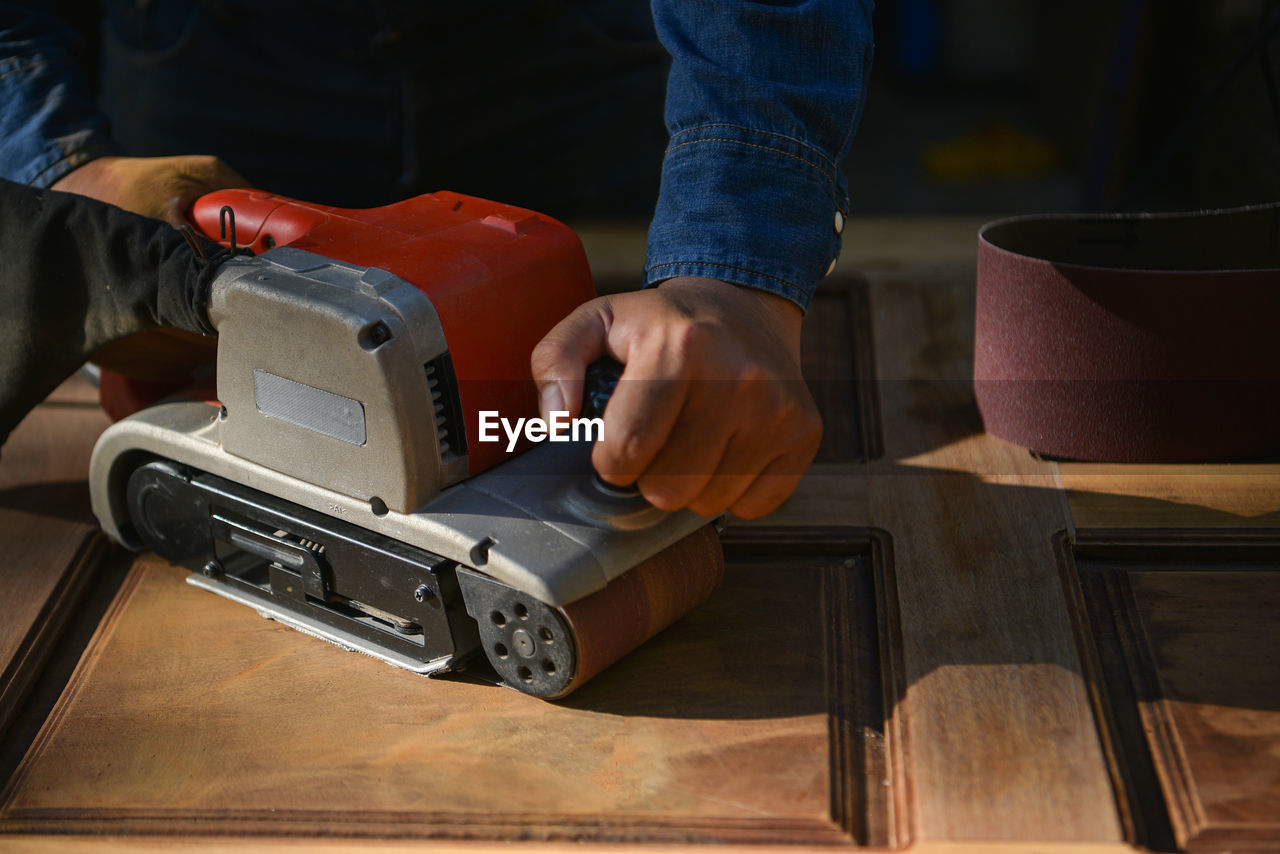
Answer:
[
  {"left": 0, "top": 528, "right": 907, "bottom": 847},
  {"left": 14, "top": 219, "right": 1280, "bottom": 852},
  {"left": 0, "top": 377, "right": 113, "bottom": 738},
  {"left": 802, "top": 276, "right": 881, "bottom": 464},
  {"left": 1068, "top": 534, "right": 1280, "bottom": 852},
  {"left": 861, "top": 266, "right": 1123, "bottom": 843}
]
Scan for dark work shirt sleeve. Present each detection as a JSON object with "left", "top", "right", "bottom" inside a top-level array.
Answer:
[
  {"left": 646, "top": 0, "right": 874, "bottom": 310},
  {"left": 0, "top": 2, "right": 120, "bottom": 187}
]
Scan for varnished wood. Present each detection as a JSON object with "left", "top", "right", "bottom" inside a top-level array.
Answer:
[
  {"left": 1127, "top": 570, "right": 1280, "bottom": 851},
  {"left": 1060, "top": 463, "right": 1280, "bottom": 530},
  {"left": 567, "top": 224, "right": 1129, "bottom": 842},
  {"left": 1067, "top": 534, "right": 1280, "bottom": 852},
  {"left": 0, "top": 377, "right": 109, "bottom": 487},
  {"left": 0, "top": 836, "right": 1142, "bottom": 853},
  {"left": 39, "top": 373, "right": 100, "bottom": 407},
  {"left": 8, "top": 217, "right": 1280, "bottom": 851},
  {"left": 801, "top": 276, "right": 881, "bottom": 464},
  {"left": 574, "top": 216, "right": 993, "bottom": 283},
  {"left": 0, "top": 377, "right": 113, "bottom": 738},
  {"left": 861, "top": 262, "right": 1122, "bottom": 842},
  {"left": 0, "top": 528, "right": 904, "bottom": 847}
]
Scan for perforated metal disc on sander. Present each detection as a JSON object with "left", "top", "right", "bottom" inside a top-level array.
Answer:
[{"left": 974, "top": 204, "right": 1280, "bottom": 462}]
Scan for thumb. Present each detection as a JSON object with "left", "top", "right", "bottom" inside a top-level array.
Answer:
[{"left": 530, "top": 297, "right": 614, "bottom": 420}]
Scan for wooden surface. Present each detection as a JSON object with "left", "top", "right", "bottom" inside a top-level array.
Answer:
[
  {"left": 0, "top": 375, "right": 111, "bottom": 738},
  {"left": 1128, "top": 570, "right": 1280, "bottom": 850},
  {"left": 2, "top": 218, "right": 1279, "bottom": 852},
  {"left": 1060, "top": 464, "right": 1280, "bottom": 530},
  {"left": 1069, "top": 542, "right": 1280, "bottom": 853},
  {"left": 0, "top": 838, "right": 1140, "bottom": 853},
  {"left": 801, "top": 277, "right": 881, "bottom": 464},
  {"left": 860, "top": 264, "right": 1121, "bottom": 842},
  {"left": 0, "top": 530, "right": 902, "bottom": 847}
]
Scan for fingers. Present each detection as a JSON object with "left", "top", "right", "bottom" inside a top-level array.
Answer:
[
  {"left": 51, "top": 155, "right": 252, "bottom": 227},
  {"left": 728, "top": 452, "right": 816, "bottom": 519},
  {"left": 530, "top": 297, "right": 613, "bottom": 419},
  {"left": 591, "top": 340, "right": 691, "bottom": 487},
  {"left": 169, "top": 156, "right": 253, "bottom": 227},
  {"left": 632, "top": 389, "right": 738, "bottom": 507},
  {"left": 570, "top": 278, "right": 820, "bottom": 519},
  {"left": 183, "top": 155, "right": 252, "bottom": 191},
  {"left": 637, "top": 376, "right": 823, "bottom": 516}
]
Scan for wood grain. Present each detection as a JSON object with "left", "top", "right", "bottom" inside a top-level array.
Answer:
[
  {"left": 0, "top": 377, "right": 112, "bottom": 738},
  {"left": 38, "top": 373, "right": 101, "bottom": 407},
  {"left": 862, "top": 262, "right": 1122, "bottom": 842},
  {"left": 801, "top": 276, "right": 881, "bottom": 464},
  {"left": 0, "top": 835, "right": 1142, "bottom": 853},
  {"left": 0, "top": 528, "right": 904, "bottom": 847},
  {"left": 17, "top": 216, "right": 1275, "bottom": 851},
  {"left": 574, "top": 216, "right": 993, "bottom": 283},
  {"left": 1061, "top": 463, "right": 1280, "bottom": 530},
  {"left": 1068, "top": 536, "right": 1280, "bottom": 852}
]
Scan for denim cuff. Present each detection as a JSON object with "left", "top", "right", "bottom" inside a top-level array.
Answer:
[
  {"left": 25, "top": 132, "right": 121, "bottom": 188},
  {"left": 0, "top": 53, "right": 121, "bottom": 188},
  {"left": 643, "top": 123, "right": 849, "bottom": 312}
]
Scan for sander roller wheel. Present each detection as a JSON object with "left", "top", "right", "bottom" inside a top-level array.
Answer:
[{"left": 460, "top": 525, "right": 724, "bottom": 699}]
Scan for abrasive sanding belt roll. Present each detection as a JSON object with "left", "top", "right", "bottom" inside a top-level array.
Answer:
[
  {"left": 974, "top": 204, "right": 1280, "bottom": 462},
  {"left": 477, "top": 524, "right": 725, "bottom": 699}
]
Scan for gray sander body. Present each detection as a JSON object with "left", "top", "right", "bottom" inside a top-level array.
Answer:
[{"left": 90, "top": 248, "right": 707, "bottom": 608}]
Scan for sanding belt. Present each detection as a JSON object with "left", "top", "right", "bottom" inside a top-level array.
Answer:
[{"left": 975, "top": 204, "right": 1280, "bottom": 462}]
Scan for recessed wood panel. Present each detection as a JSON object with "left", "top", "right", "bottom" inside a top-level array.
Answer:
[
  {"left": 802, "top": 277, "right": 881, "bottom": 463},
  {"left": 0, "top": 528, "right": 905, "bottom": 847},
  {"left": 0, "top": 378, "right": 113, "bottom": 739},
  {"left": 1068, "top": 533, "right": 1280, "bottom": 852}
]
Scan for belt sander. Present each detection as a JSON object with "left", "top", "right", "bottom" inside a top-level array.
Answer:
[{"left": 88, "top": 189, "right": 724, "bottom": 699}]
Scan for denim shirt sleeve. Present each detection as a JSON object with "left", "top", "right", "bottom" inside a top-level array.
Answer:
[
  {"left": 0, "top": 3, "right": 119, "bottom": 187},
  {"left": 645, "top": 0, "right": 874, "bottom": 311}
]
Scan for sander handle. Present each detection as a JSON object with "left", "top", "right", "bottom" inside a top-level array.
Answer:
[
  {"left": 581, "top": 357, "right": 623, "bottom": 421},
  {"left": 580, "top": 356, "right": 641, "bottom": 495}
]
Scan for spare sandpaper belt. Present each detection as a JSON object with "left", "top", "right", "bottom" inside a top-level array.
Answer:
[{"left": 974, "top": 203, "right": 1280, "bottom": 462}]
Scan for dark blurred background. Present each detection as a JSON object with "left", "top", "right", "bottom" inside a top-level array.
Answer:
[
  {"left": 49, "top": 0, "right": 1280, "bottom": 217},
  {"left": 846, "top": 0, "right": 1280, "bottom": 214}
]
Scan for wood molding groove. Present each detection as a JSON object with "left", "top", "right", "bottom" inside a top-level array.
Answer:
[
  {"left": 0, "top": 532, "right": 108, "bottom": 740},
  {"left": 802, "top": 276, "right": 883, "bottom": 465},
  {"left": 0, "top": 527, "right": 908, "bottom": 848},
  {"left": 1064, "top": 530, "right": 1280, "bottom": 852},
  {"left": 0, "top": 380, "right": 115, "bottom": 742}
]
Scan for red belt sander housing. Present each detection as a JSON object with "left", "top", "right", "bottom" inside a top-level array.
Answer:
[{"left": 89, "top": 189, "right": 723, "bottom": 698}]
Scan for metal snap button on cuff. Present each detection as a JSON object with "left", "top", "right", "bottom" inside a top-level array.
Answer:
[{"left": 833, "top": 210, "right": 845, "bottom": 234}]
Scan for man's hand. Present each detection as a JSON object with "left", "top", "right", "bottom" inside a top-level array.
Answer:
[
  {"left": 51, "top": 154, "right": 250, "bottom": 226},
  {"left": 531, "top": 276, "right": 822, "bottom": 519},
  {"left": 51, "top": 155, "right": 249, "bottom": 379}
]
